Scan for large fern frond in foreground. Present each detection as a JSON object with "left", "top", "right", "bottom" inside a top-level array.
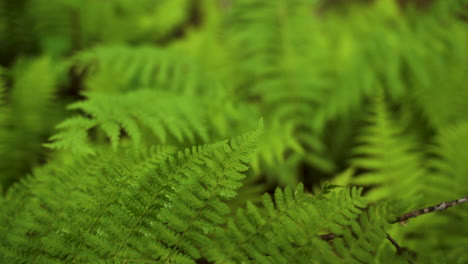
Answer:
[
  {"left": 0, "top": 145, "right": 183, "bottom": 263},
  {"left": 0, "top": 122, "right": 262, "bottom": 263}
]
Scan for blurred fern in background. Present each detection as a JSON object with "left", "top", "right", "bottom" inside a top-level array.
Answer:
[{"left": 0, "top": 0, "right": 467, "bottom": 263}]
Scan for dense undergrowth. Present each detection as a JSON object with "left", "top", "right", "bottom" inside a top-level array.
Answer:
[{"left": 0, "top": 0, "right": 467, "bottom": 263}]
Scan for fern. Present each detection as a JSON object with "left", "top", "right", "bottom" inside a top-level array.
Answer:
[
  {"left": 71, "top": 45, "right": 208, "bottom": 94},
  {"left": 405, "top": 1, "right": 468, "bottom": 129},
  {"left": 206, "top": 185, "right": 369, "bottom": 263},
  {"left": 225, "top": 0, "right": 334, "bottom": 176},
  {"left": 397, "top": 122, "right": 468, "bottom": 263},
  {"left": 49, "top": 44, "right": 260, "bottom": 156},
  {"left": 351, "top": 95, "right": 427, "bottom": 201},
  {"left": 1, "top": 1, "right": 468, "bottom": 263},
  {"left": 0, "top": 57, "right": 64, "bottom": 190},
  {"left": 334, "top": 200, "right": 413, "bottom": 264},
  {"left": 46, "top": 89, "right": 210, "bottom": 154},
  {"left": 1, "top": 122, "right": 262, "bottom": 263}
]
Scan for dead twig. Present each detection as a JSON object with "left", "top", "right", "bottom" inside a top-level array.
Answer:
[
  {"left": 393, "top": 197, "right": 468, "bottom": 224},
  {"left": 386, "top": 233, "right": 415, "bottom": 264}
]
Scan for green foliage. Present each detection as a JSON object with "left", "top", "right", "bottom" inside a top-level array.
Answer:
[
  {"left": 71, "top": 45, "right": 208, "bottom": 94},
  {"left": 398, "top": 123, "right": 468, "bottom": 263},
  {"left": 224, "top": 0, "right": 336, "bottom": 177},
  {"left": 0, "top": 57, "right": 65, "bottom": 191},
  {"left": 205, "top": 185, "right": 371, "bottom": 263},
  {"left": 46, "top": 89, "right": 211, "bottom": 154},
  {"left": 350, "top": 94, "right": 427, "bottom": 201},
  {"left": 1, "top": 0, "right": 467, "bottom": 263},
  {"left": 1, "top": 123, "right": 262, "bottom": 263}
]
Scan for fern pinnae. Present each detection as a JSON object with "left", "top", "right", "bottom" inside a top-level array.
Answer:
[
  {"left": 2, "top": 1, "right": 467, "bottom": 263},
  {"left": 2, "top": 154, "right": 107, "bottom": 263},
  {"left": 16, "top": 145, "right": 192, "bottom": 263},
  {"left": 206, "top": 185, "right": 368, "bottom": 264},
  {"left": 226, "top": 0, "right": 331, "bottom": 175},
  {"left": 109, "top": 122, "right": 258, "bottom": 259},
  {"left": 209, "top": 185, "right": 312, "bottom": 263},
  {"left": 110, "top": 144, "right": 217, "bottom": 261},
  {"left": 334, "top": 200, "right": 414, "bottom": 264},
  {"left": 69, "top": 146, "right": 177, "bottom": 263},
  {"left": 350, "top": 94, "right": 427, "bottom": 201},
  {"left": 37, "top": 157, "right": 124, "bottom": 262},
  {"left": 209, "top": 186, "right": 306, "bottom": 264},
  {"left": 0, "top": 178, "right": 35, "bottom": 260},
  {"left": 398, "top": 122, "right": 468, "bottom": 262},
  {"left": 4, "top": 146, "right": 175, "bottom": 263},
  {"left": 47, "top": 89, "right": 213, "bottom": 154},
  {"left": 158, "top": 120, "right": 263, "bottom": 263},
  {"left": 71, "top": 45, "right": 208, "bottom": 95}
]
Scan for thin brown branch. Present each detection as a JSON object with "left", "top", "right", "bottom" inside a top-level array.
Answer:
[
  {"left": 318, "top": 196, "right": 468, "bottom": 262},
  {"left": 386, "top": 233, "right": 415, "bottom": 264},
  {"left": 386, "top": 233, "right": 403, "bottom": 254},
  {"left": 393, "top": 197, "right": 468, "bottom": 224}
]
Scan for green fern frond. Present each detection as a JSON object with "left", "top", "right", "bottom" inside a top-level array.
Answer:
[
  {"left": 72, "top": 45, "right": 208, "bottom": 95},
  {"left": 1, "top": 123, "right": 262, "bottom": 263},
  {"left": 351, "top": 95, "right": 427, "bottom": 201},
  {"left": 310, "top": 1, "right": 401, "bottom": 130},
  {"left": 46, "top": 89, "right": 211, "bottom": 154},
  {"left": 205, "top": 185, "right": 368, "bottom": 263},
  {"left": 152, "top": 120, "right": 263, "bottom": 263},
  {"left": 0, "top": 57, "right": 64, "bottom": 190},
  {"left": 1, "top": 1, "right": 467, "bottom": 263},
  {"left": 425, "top": 122, "right": 468, "bottom": 201},
  {"left": 333, "top": 200, "right": 412, "bottom": 264},
  {"left": 397, "top": 122, "right": 468, "bottom": 263},
  {"left": 226, "top": 0, "right": 334, "bottom": 177},
  {"left": 401, "top": 0, "right": 468, "bottom": 129}
]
